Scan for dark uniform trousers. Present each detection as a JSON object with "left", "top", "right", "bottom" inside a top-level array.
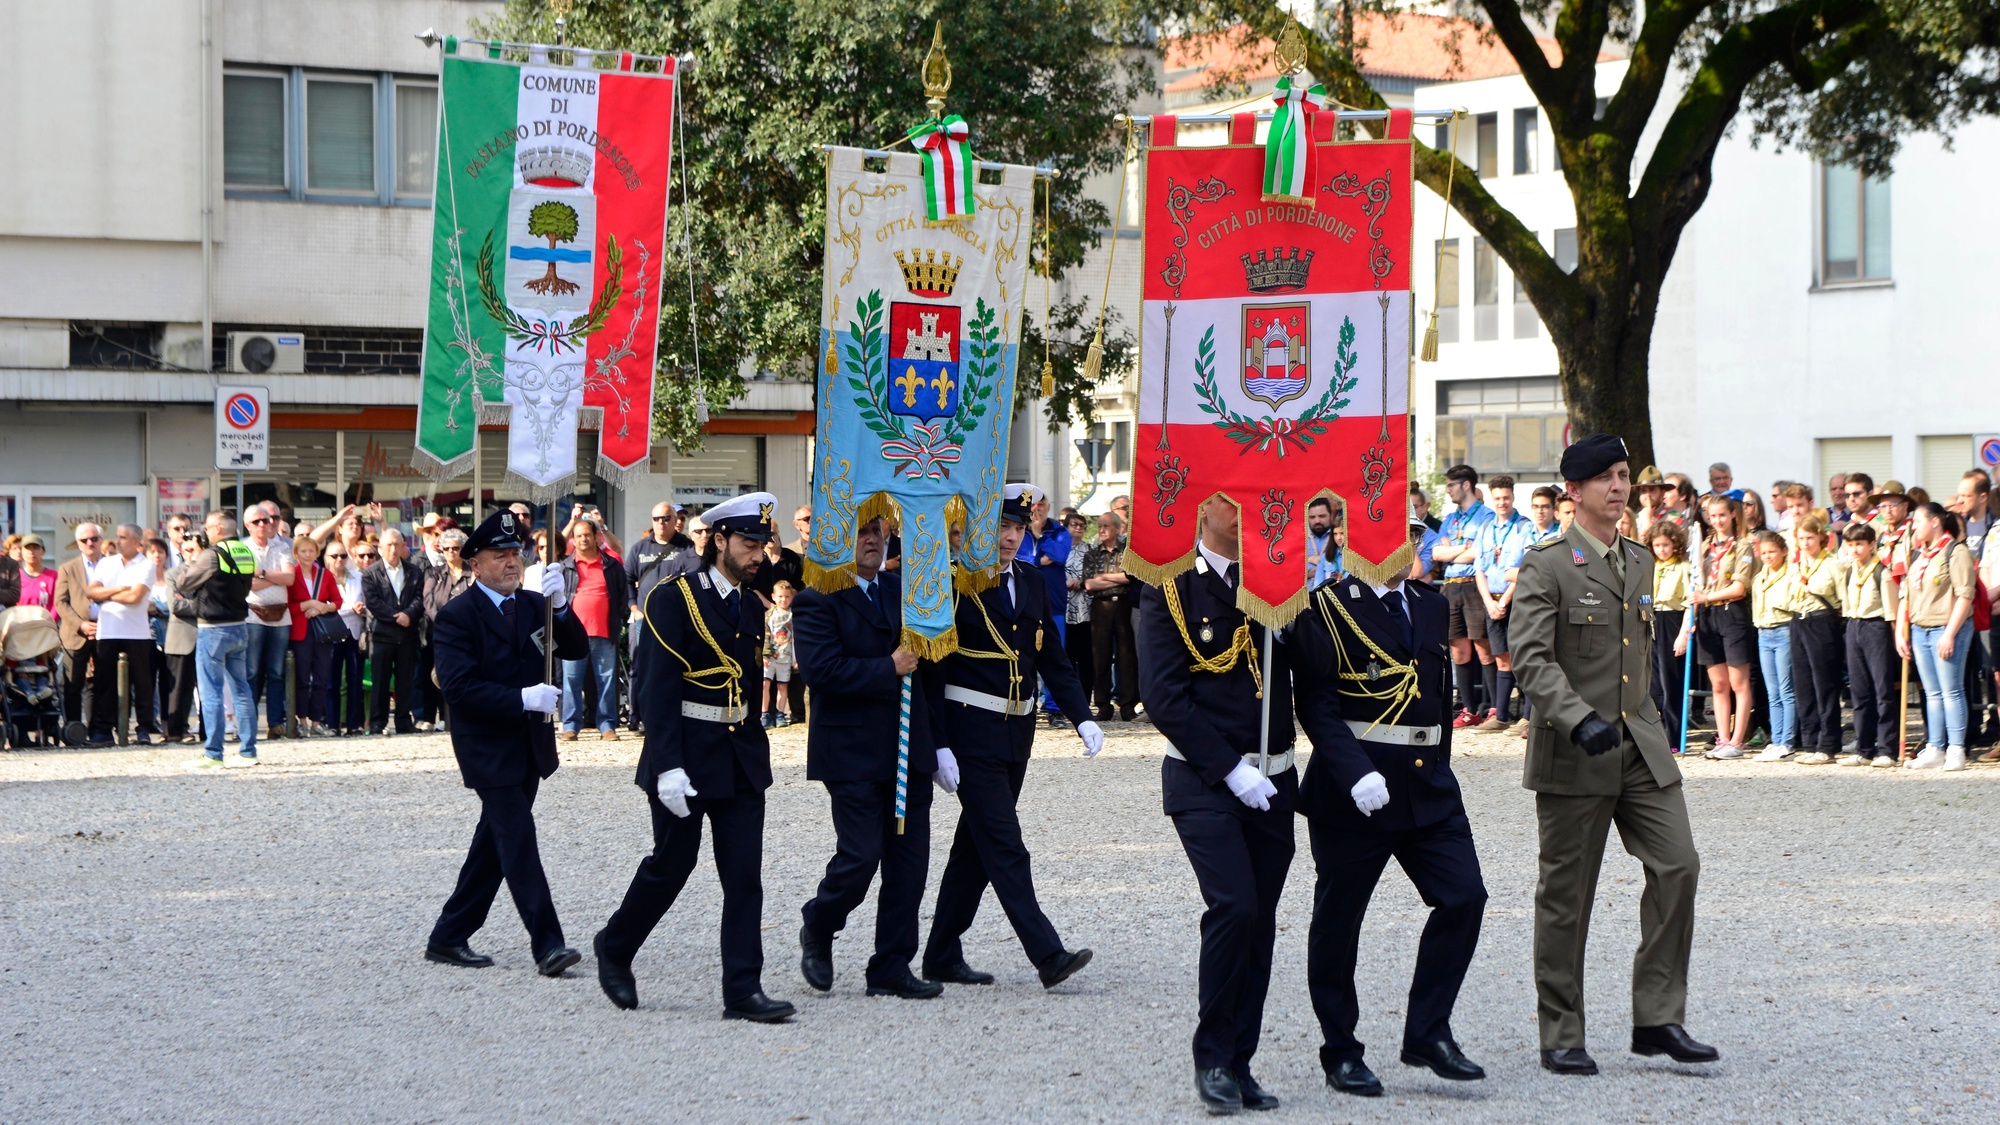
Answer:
[
  {"left": 925, "top": 751, "right": 1062, "bottom": 968},
  {"left": 601, "top": 756, "right": 769, "bottom": 1003},
  {"left": 430, "top": 774, "right": 564, "bottom": 958},
  {"left": 1846, "top": 617, "right": 1899, "bottom": 753},
  {"left": 802, "top": 778, "right": 934, "bottom": 980},
  {"left": 1532, "top": 740, "right": 1699, "bottom": 1048},
  {"left": 1791, "top": 611, "right": 1846, "bottom": 754}
]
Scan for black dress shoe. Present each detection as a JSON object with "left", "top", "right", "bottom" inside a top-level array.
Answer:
[
  {"left": 424, "top": 942, "right": 493, "bottom": 969},
  {"left": 1326, "top": 1058, "right": 1382, "bottom": 1097},
  {"left": 723, "top": 990, "right": 797, "bottom": 1023},
  {"left": 1541, "top": 1047, "right": 1600, "bottom": 1075},
  {"left": 865, "top": 967, "right": 944, "bottom": 1000},
  {"left": 1233, "top": 1069, "right": 1279, "bottom": 1111},
  {"left": 922, "top": 960, "right": 995, "bottom": 986},
  {"left": 1401, "top": 1037, "right": 1486, "bottom": 1080},
  {"left": 536, "top": 945, "right": 582, "bottom": 977},
  {"left": 1194, "top": 1066, "right": 1242, "bottom": 1115},
  {"left": 1632, "top": 1024, "right": 1719, "bottom": 1062},
  {"left": 594, "top": 931, "right": 637, "bottom": 1010},
  {"left": 799, "top": 925, "right": 833, "bottom": 993},
  {"left": 1037, "top": 948, "right": 1092, "bottom": 989}
]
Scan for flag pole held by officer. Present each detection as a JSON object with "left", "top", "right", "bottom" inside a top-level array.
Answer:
[{"left": 1509, "top": 434, "right": 1719, "bottom": 1075}]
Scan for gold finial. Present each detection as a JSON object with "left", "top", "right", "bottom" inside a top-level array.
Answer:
[
  {"left": 1274, "top": 21, "right": 1308, "bottom": 75},
  {"left": 922, "top": 21, "right": 952, "bottom": 118}
]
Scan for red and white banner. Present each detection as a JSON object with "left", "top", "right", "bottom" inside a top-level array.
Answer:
[{"left": 1129, "top": 111, "right": 1415, "bottom": 625}]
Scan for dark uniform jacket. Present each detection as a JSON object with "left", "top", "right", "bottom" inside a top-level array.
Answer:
[
  {"left": 361, "top": 561, "right": 427, "bottom": 643},
  {"left": 792, "top": 570, "right": 943, "bottom": 783},
  {"left": 1291, "top": 576, "right": 1464, "bottom": 832},
  {"left": 431, "top": 584, "right": 590, "bottom": 789},
  {"left": 935, "top": 559, "right": 1090, "bottom": 760},
  {"left": 633, "top": 568, "right": 772, "bottom": 800},
  {"left": 1135, "top": 555, "right": 1297, "bottom": 816}
]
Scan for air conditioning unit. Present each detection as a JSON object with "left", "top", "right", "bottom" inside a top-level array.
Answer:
[{"left": 227, "top": 331, "right": 306, "bottom": 374}]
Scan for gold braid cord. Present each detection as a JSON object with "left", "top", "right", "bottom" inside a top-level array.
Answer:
[
  {"left": 1313, "top": 587, "right": 1420, "bottom": 735},
  {"left": 950, "top": 589, "right": 1025, "bottom": 706},
  {"left": 641, "top": 578, "right": 744, "bottom": 712},
  {"left": 1162, "top": 575, "right": 1263, "bottom": 700}
]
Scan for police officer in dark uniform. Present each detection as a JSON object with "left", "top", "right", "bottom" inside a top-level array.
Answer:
[
  {"left": 425, "top": 508, "right": 590, "bottom": 977},
  {"left": 594, "top": 492, "right": 796, "bottom": 1023},
  {"left": 921, "top": 484, "right": 1104, "bottom": 990},
  {"left": 793, "top": 514, "right": 945, "bottom": 999},
  {"left": 1292, "top": 515, "right": 1489, "bottom": 1097},
  {"left": 1135, "top": 495, "right": 1296, "bottom": 1115}
]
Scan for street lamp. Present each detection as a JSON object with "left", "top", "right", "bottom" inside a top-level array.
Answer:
[{"left": 1074, "top": 436, "right": 1114, "bottom": 509}]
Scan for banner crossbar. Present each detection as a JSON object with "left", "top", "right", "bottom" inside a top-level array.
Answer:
[
  {"left": 819, "top": 144, "right": 1058, "bottom": 179},
  {"left": 1117, "top": 109, "right": 1460, "bottom": 126}
]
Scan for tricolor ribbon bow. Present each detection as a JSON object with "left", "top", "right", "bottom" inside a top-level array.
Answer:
[
  {"left": 911, "top": 115, "right": 977, "bottom": 222},
  {"left": 1263, "top": 75, "right": 1329, "bottom": 204}
]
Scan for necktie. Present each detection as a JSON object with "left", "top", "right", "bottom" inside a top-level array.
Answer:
[
  {"left": 1221, "top": 562, "right": 1236, "bottom": 589},
  {"left": 500, "top": 596, "right": 515, "bottom": 619},
  {"left": 998, "top": 575, "right": 1016, "bottom": 618},
  {"left": 1381, "top": 588, "right": 1413, "bottom": 652},
  {"left": 723, "top": 588, "right": 741, "bottom": 624},
  {"left": 866, "top": 581, "right": 883, "bottom": 621}
]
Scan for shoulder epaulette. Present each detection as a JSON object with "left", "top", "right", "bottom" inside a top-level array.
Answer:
[{"left": 1528, "top": 537, "right": 1567, "bottom": 552}]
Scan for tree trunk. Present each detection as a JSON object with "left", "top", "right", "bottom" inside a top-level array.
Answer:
[{"left": 1550, "top": 269, "right": 1662, "bottom": 474}]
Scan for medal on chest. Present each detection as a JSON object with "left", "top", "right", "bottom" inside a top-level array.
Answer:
[{"left": 1199, "top": 617, "right": 1214, "bottom": 643}]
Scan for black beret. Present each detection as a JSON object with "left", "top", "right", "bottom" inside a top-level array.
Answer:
[
  {"left": 1559, "top": 433, "right": 1630, "bottom": 483},
  {"left": 464, "top": 509, "right": 526, "bottom": 555}
]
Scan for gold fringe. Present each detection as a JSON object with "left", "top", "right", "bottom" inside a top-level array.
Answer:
[
  {"left": 954, "top": 564, "right": 1005, "bottom": 595},
  {"left": 1235, "top": 582, "right": 1312, "bottom": 631},
  {"left": 1119, "top": 544, "right": 1198, "bottom": 590},
  {"left": 1262, "top": 191, "right": 1315, "bottom": 206},
  {"left": 1341, "top": 538, "right": 1418, "bottom": 590},
  {"left": 1419, "top": 311, "right": 1440, "bottom": 362},
  {"left": 852, "top": 491, "right": 904, "bottom": 531},
  {"left": 943, "top": 493, "right": 968, "bottom": 531},
  {"left": 803, "top": 556, "right": 858, "bottom": 594},
  {"left": 899, "top": 625, "right": 960, "bottom": 661}
]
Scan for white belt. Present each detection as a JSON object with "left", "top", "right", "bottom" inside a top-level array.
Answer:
[
  {"left": 681, "top": 701, "right": 748, "bottom": 724},
  {"left": 1163, "top": 743, "right": 1295, "bottom": 776},
  {"left": 1356, "top": 723, "right": 1442, "bottom": 747},
  {"left": 944, "top": 684, "right": 1038, "bottom": 716}
]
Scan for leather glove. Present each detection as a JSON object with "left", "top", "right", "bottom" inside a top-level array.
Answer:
[
  {"left": 657, "top": 768, "right": 698, "bottom": 818},
  {"left": 519, "top": 683, "right": 561, "bottom": 714},
  {"left": 1224, "top": 760, "right": 1278, "bottom": 812},
  {"left": 541, "top": 564, "right": 567, "bottom": 609},
  {"left": 1350, "top": 771, "right": 1390, "bottom": 816},
  {"left": 1076, "top": 720, "right": 1105, "bottom": 758},
  {"left": 1572, "top": 712, "right": 1621, "bottom": 756},
  {"left": 934, "top": 748, "right": 960, "bottom": 794}
]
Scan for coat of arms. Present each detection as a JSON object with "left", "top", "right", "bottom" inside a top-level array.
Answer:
[
  {"left": 888, "top": 302, "right": 962, "bottom": 421},
  {"left": 842, "top": 289, "right": 999, "bottom": 479},
  {"left": 1241, "top": 302, "right": 1310, "bottom": 408}
]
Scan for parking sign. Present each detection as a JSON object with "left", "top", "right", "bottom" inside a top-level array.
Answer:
[{"left": 215, "top": 384, "right": 271, "bottom": 471}]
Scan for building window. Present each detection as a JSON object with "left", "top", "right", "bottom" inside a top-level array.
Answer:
[
  {"left": 1554, "top": 228, "right": 1578, "bottom": 274},
  {"left": 1821, "top": 163, "right": 1891, "bottom": 283},
  {"left": 1435, "top": 239, "right": 1459, "bottom": 344},
  {"left": 1435, "top": 376, "right": 1567, "bottom": 476},
  {"left": 1512, "top": 107, "right": 1537, "bottom": 175},
  {"left": 1472, "top": 238, "right": 1498, "bottom": 341},
  {"left": 395, "top": 82, "right": 440, "bottom": 197},
  {"left": 1475, "top": 113, "right": 1498, "bottom": 178},
  {"left": 306, "top": 77, "right": 376, "bottom": 193},
  {"left": 223, "top": 71, "right": 288, "bottom": 188},
  {"left": 1513, "top": 238, "right": 1538, "bottom": 338}
]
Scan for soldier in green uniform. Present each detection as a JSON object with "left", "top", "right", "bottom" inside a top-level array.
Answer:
[{"left": 1510, "top": 434, "right": 1719, "bottom": 1076}]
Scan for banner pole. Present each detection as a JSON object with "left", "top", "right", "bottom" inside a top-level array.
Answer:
[
  {"left": 544, "top": 500, "right": 559, "bottom": 723},
  {"left": 1257, "top": 629, "right": 1273, "bottom": 775},
  {"left": 1678, "top": 606, "right": 1696, "bottom": 755}
]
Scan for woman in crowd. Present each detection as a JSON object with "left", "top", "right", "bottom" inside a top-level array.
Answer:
[
  {"left": 1649, "top": 521, "right": 1694, "bottom": 750},
  {"left": 422, "top": 527, "right": 475, "bottom": 731},
  {"left": 1693, "top": 495, "right": 1757, "bottom": 758},
  {"left": 1740, "top": 489, "right": 1771, "bottom": 535},
  {"left": 1747, "top": 530, "right": 1799, "bottom": 761},
  {"left": 288, "top": 533, "right": 344, "bottom": 736},
  {"left": 1062, "top": 511, "right": 1093, "bottom": 681},
  {"left": 1787, "top": 516, "right": 1845, "bottom": 764},
  {"left": 15, "top": 534, "right": 57, "bottom": 613},
  {"left": 1898, "top": 503, "right": 1977, "bottom": 770},
  {"left": 4, "top": 533, "right": 20, "bottom": 561},
  {"left": 326, "top": 539, "right": 368, "bottom": 736}
]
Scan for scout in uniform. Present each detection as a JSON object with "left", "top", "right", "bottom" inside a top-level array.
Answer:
[
  {"left": 1134, "top": 496, "right": 1296, "bottom": 1115},
  {"left": 1510, "top": 434, "right": 1717, "bottom": 1075},
  {"left": 793, "top": 515, "right": 945, "bottom": 1000},
  {"left": 1431, "top": 465, "right": 1495, "bottom": 724},
  {"left": 425, "top": 509, "right": 590, "bottom": 978},
  {"left": 1291, "top": 545, "right": 1488, "bottom": 1099},
  {"left": 1788, "top": 517, "right": 1847, "bottom": 763},
  {"left": 1690, "top": 494, "right": 1758, "bottom": 759},
  {"left": 1835, "top": 522, "right": 1901, "bottom": 765},
  {"left": 1470, "top": 475, "right": 1534, "bottom": 731},
  {"left": 594, "top": 492, "right": 796, "bottom": 1023},
  {"left": 921, "top": 484, "right": 1104, "bottom": 991}
]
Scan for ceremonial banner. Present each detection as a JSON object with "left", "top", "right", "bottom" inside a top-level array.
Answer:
[
  {"left": 414, "top": 42, "right": 677, "bottom": 497},
  {"left": 808, "top": 147, "right": 1034, "bottom": 654},
  {"left": 1129, "top": 111, "right": 1416, "bottom": 626}
]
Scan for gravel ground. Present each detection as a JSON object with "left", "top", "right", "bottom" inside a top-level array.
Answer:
[{"left": 3, "top": 723, "right": 1997, "bottom": 1123}]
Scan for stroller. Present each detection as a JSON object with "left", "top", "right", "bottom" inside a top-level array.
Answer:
[{"left": 1, "top": 605, "right": 70, "bottom": 748}]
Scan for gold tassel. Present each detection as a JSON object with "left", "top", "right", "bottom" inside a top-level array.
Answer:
[
  {"left": 1081, "top": 330, "right": 1105, "bottom": 383},
  {"left": 1419, "top": 311, "right": 1440, "bottom": 363},
  {"left": 1040, "top": 358, "right": 1055, "bottom": 398},
  {"left": 825, "top": 341, "right": 838, "bottom": 375}
]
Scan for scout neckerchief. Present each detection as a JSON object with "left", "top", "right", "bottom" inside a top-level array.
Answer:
[
  {"left": 1849, "top": 554, "right": 1882, "bottom": 609},
  {"left": 1795, "top": 549, "right": 1837, "bottom": 612},
  {"left": 1911, "top": 535, "right": 1955, "bottom": 590},
  {"left": 1704, "top": 535, "right": 1738, "bottom": 587},
  {"left": 1488, "top": 510, "right": 1527, "bottom": 566}
]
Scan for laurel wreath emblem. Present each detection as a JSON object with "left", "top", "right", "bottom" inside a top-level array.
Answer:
[
  {"left": 1191, "top": 314, "right": 1360, "bottom": 457},
  {"left": 841, "top": 288, "right": 1000, "bottom": 479}
]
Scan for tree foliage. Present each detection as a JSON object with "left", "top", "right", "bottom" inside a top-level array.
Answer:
[{"left": 484, "top": 0, "right": 1150, "bottom": 453}]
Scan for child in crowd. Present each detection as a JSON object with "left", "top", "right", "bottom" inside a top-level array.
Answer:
[
  {"left": 1693, "top": 495, "right": 1757, "bottom": 758},
  {"left": 1787, "top": 516, "right": 1844, "bottom": 763},
  {"left": 1748, "top": 530, "right": 1799, "bottom": 761},
  {"left": 1836, "top": 523, "right": 1901, "bottom": 766},
  {"left": 1649, "top": 521, "right": 1693, "bottom": 750},
  {"left": 762, "top": 581, "right": 795, "bottom": 728}
]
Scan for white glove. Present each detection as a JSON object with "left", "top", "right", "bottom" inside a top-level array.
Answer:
[
  {"left": 1224, "top": 760, "right": 1277, "bottom": 812},
  {"left": 519, "top": 683, "right": 561, "bottom": 714},
  {"left": 934, "top": 748, "right": 960, "bottom": 793},
  {"left": 657, "top": 768, "right": 697, "bottom": 818},
  {"left": 1350, "top": 771, "right": 1390, "bottom": 816},
  {"left": 541, "top": 564, "right": 566, "bottom": 609},
  {"left": 1076, "top": 720, "right": 1105, "bottom": 758}
]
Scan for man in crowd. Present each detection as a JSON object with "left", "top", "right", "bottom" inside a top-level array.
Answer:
[
  {"left": 162, "top": 515, "right": 196, "bottom": 568},
  {"left": 1826, "top": 473, "right": 1848, "bottom": 524},
  {"left": 54, "top": 522, "right": 106, "bottom": 733},
  {"left": 1840, "top": 473, "right": 1876, "bottom": 527},
  {"left": 175, "top": 511, "right": 260, "bottom": 766},
  {"left": 787, "top": 505, "right": 813, "bottom": 555},
  {"left": 363, "top": 528, "right": 426, "bottom": 736},
  {"left": 1082, "top": 510, "right": 1137, "bottom": 722},
  {"left": 629, "top": 502, "right": 693, "bottom": 602},
  {"left": 1412, "top": 486, "right": 1442, "bottom": 532},
  {"left": 1306, "top": 497, "right": 1342, "bottom": 587},
  {"left": 1109, "top": 494, "right": 1133, "bottom": 529},
  {"left": 242, "top": 502, "right": 296, "bottom": 740},
  {"left": 557, "top": 518, "right": 628, "bottom": 742},
  {"left": 1472, "top": 476, "right": 1533, "bottom": 732},
  {"left": 87, "top": 524, "right": 159, "bottom": 745},
  {"left": 1705, "top": 462, "right": 1734, "bottom": 499},
  {"left": 1430, "top": 465, "right": 1495, "bottom": 725}
]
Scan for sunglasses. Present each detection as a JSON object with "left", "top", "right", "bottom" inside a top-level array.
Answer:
[
  {"left": 248, "top": 517, "right": 272, "bottom": 525},
  {"left": 442, "top": 545, "right": 461, "bottom": 553},
  {"left": 652, "top": 516, "right": 674, "bottom": 522},
  {"left": 356, "top": 551, "right": 379, "bottom": 559},
  {"left": 1844, "top": 490, "right": 1869, "bottom": 498},
  {"left": 78, "top": 536, "right": 102, "bottom": 543},
  {"left": 327, "top": 553, "right": 349, "bottom": 559}
]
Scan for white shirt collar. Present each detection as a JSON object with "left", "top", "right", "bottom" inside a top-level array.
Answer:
[
  {"left": 854, "top": 571, "right": 876, "bottom": 596},
  {"left": 708, "top": 565, "right": 737, "bottom": 598},
  {"left": 474, "top": 580, "right": 511, "bottom": 608},
  {"left": 1196, "top": 540, "right": 1237, "bottom": 582},
  {"left": 1367, "top": 579, "right": 1408, "bottom": 602}
]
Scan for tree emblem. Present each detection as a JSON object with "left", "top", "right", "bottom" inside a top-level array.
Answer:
[{"left": 524, "top": 201, "right": 583, "bottom": 296}]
